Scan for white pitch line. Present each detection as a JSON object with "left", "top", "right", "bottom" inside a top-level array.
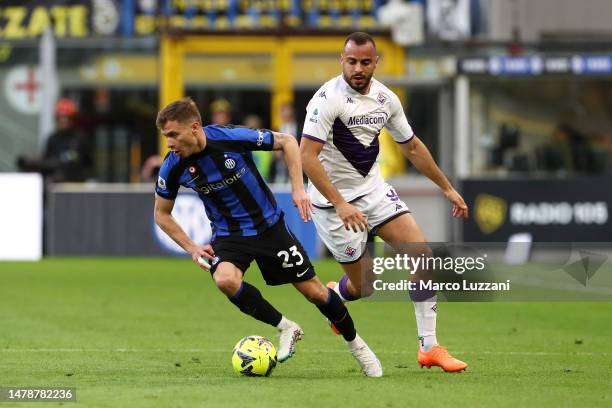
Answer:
[{"left": 0, "top": 349, "right": 606, "bottom": 356}]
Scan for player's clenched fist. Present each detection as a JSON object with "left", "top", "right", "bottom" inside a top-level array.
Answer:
[{"left": 190, "top": 244, "right": 215, "bottom": 270}]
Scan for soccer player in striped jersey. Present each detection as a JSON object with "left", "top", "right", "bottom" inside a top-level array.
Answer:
[
  {"left": 153, "top": 97, "right": 382, "bottom": 377},
  {"left": 300, "top": 32, "right": 469, "bottom": 372}
]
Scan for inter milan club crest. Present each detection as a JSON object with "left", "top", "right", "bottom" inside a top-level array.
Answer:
[
  {"left": 377, "top": 92, "right": 387, "bottom": 105},
  {"left": 188, "top": 166, "right": 196, "bottom": 174},
  {"left": 225, "top": 158, "right": 236, "bottom": 169}
]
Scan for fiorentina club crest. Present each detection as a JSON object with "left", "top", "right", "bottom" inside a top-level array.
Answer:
[
  {"left": 344, "top": 246, "right": 356, "bottom": 257},
  {"left": 377, "top": 92, "right": 387, "bottom": 105}
]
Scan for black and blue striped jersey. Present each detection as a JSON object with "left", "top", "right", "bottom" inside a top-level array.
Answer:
[{"left": 155, "top": 125, "right": 281, "bottom": 239}]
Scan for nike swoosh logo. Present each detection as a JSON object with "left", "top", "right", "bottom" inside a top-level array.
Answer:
[
  {"left": 296, "top": 267, "right": 310, "bottom": 278},
  {"left": 186, "top": 175, "right": 200, "bottom": 184}
]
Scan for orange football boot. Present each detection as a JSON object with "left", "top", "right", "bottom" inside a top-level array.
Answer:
[
  {"left": 418, "top": 345, "right": 468, "bottom": 372},
  {"left": 326, "top": 281, "right": 341, "bottom": 335}
]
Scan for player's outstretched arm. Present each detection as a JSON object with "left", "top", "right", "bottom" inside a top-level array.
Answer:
[
  {"left": 399, "top": 136, "right": 468, "bottom": 219},
  {"left": 300, "top": 137, "right": 368, "bottom": 231},
  {"left": 272, "top": 132, "right": 312, "bottom": 222},
  {"left": 154, "top": 194, "right": 215, "bottom": 268}
]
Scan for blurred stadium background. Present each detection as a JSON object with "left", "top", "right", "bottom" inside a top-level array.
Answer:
[
  {"left": 1, "top": 1, "right": 612, "bottom": 406},
  {"left": 1, "top": 0, "right": 612, "bottom": 260}
]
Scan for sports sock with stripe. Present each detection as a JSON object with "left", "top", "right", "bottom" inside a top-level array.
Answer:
[
  {"left": 316, "top": 289, "right": 357, "bottom": 342},
  {"left": 336, "top": 274, "right": 359, "bottom": 301},
  {"left": 228, "top": 281, "right": 283, "bottom": 327},
  {"left": 411, "top": 288, "right": 438, "bottom": 352}
]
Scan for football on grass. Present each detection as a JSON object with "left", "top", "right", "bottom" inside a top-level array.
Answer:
[{"left": 231, "top": 335, "right": 277, "bottom": 377}]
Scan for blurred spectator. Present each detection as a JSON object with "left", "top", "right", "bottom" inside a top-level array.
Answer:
[
  {"left": 210, "top": 99, "right": 232, "bottom": 125},
  {"left": 536, "top": 123, "right": 601, "bottom": 174},
  {"left": 17, "top": 98, "right": 92, "bottom": 182},
  {"left": 491, "top": 124, "right": 520, "bottom": 168},
  {"left": 268, "top": 103, "right": 297, "bottom": 184},
  {"left": 278, "top": 103, "right": 297, "bottom": 137},
  {"left": 587, "top": 132, "right": 611, "bottom": 174},
  {"left": 243, "top": 114, "right": 262, "bottom": 130},
  {"left": 140, "top": 154, "right": 161, "bottom": 183}
]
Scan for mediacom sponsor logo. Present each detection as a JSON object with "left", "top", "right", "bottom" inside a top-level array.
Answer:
[{"left": 347, "top": 116, "right": 386, "bottom": 126}]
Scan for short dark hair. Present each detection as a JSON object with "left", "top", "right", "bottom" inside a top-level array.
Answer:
[
  {"left": 343, "top": 32, "right": 376, "bottom": 51},
  {"left": 156, "top": 97, "right": 202, "bottom": 129}
]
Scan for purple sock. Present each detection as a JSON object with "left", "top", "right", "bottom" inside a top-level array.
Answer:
[{"left": 339, "top": 275, "right": 359, "bottom": 301}]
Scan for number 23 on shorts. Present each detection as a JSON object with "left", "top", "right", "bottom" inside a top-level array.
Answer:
[{"left": 276, "top": 245, "right": 304, "bottom": 268}]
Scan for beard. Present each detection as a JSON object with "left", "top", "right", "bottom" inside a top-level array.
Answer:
[{"left": 343, "top": 71, "right": 372, "bottom": 92}]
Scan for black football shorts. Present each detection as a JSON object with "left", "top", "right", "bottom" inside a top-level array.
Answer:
[{"left": 210, "top": 216, "right": 316, "bottom": 286}]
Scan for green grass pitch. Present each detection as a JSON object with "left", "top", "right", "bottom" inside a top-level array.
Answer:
[{"left": 1, "top": 258, "right": 611, "bottom": 407}]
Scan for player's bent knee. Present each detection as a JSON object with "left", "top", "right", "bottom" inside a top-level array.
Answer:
[{"left": 214, "top": 274, "right": 241, "bottom": 296}]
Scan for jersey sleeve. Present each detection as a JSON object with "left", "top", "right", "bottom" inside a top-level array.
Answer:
[
  {"left": 206, "top": 126, "right": 275, "bottom": 151},
  {"left": 301, "top": 92, "right": 338, "bottom": 144},
  {"left": 155, "top": 153, "right": 181, "bottom": 200},
  {"left": 385, "top": 94, "right": 414, "bottom": 144}
]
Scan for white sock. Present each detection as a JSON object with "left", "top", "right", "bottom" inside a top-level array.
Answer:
[
  {"left": 276, "top": 316, "right": 293, "bottom": 330},
  {"left": 413, "top": 295, "right": 438, "bottom": 352},
  {"left": 346, "top": 333, "right": 363, "bottom": 350}
]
